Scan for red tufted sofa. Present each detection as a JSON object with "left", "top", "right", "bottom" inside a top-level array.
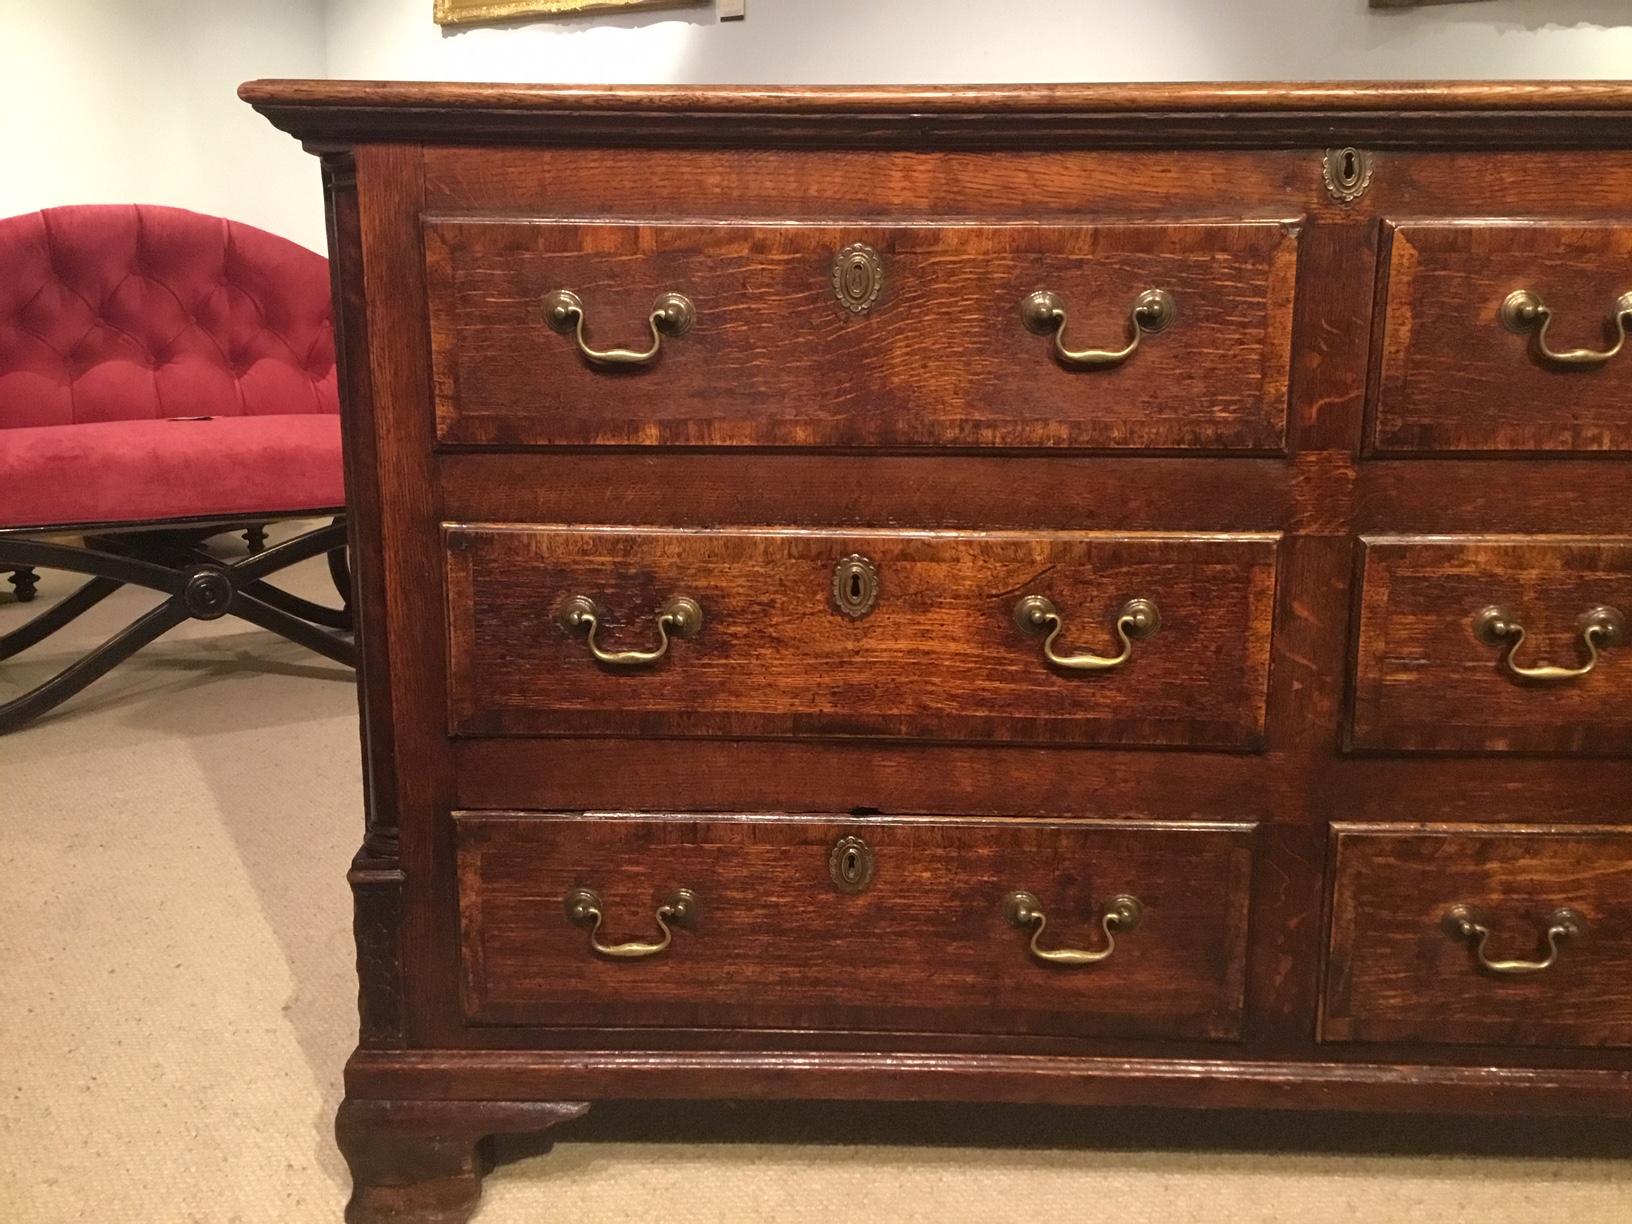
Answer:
[{"left": 0, "top": 204, "right": 354, "bottom": 732}]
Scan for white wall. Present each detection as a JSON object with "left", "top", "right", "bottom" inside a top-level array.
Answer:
[
  {"left": 0, "top": 0, "right": 330, "bottom": 251},
  {"left": 325, "top": 0, "right": 1632, "bottom": 84}
]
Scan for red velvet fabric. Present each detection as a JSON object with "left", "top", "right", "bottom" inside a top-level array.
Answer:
[
  {"left": 0, "top": 204, "right": 340, "bottom": 527},
  {"left": 0, "top": 415, "right": 344, "bottom": 528}
]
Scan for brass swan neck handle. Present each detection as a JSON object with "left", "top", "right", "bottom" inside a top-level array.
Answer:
[
  {"left": 1014, "top": 595, "right": 1159, "bottom": 671},
  {"left": 560, "top": 594, "right": 703, "bottom": 667},
  {"left": 565, "top": 888, "right": 697, "bottom": 959},
  {"left": 1501, "top": 289, "right": 1632, "bottom": 368},
  {"left": 1004, "top": 891, "right": 1143, "bottom": 966},
  {"left": 1473, "top": 604, "right": 1624, "bottom": 682},
  {"left": 1021, "top": 288, "right": 1176, "bottom": 369},
  {"left": 544, "top": 288, "right": 695, "bottom": 366},
  {"left": 1443, "top": 904, "right": 1584, "bottom": 975}
]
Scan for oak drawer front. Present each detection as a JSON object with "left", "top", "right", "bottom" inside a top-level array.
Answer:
[
  {"left": 445, "top": 525, "right": 1279, "bottom": 748},
  {"left": 1349, "top": 537, "right": 1632, "bottom": 754},
  {"left": 1370, "top": 222, "right": 1632, "bottom": 454},
  {"left": 1323, "top": 825, "right": 1632, "bottom": 1048},
  {"left": 425, "top": 218, "right": 1297, "bottom": 452},
  {"left": 455, "top": 812, "right": 1255, "bottom": 1040}
]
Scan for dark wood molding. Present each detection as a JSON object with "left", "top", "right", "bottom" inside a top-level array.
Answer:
[
  {"left": 242, "top": 79, "right": 1632, "bottom": 116},
  {"left": 241, "top": 80, "right": 1632, "bottom": 150},
  {"left": 345, "top": 1049, "right": 1632, "bottom": 1116}
]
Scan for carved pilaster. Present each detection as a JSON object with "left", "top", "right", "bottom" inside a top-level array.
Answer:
[
  {"left": 348, "top": 837, "right": 406, "bottom": 1048},
  {"left": 322, "top": 149, "right": 408, "bottom": 1048}
]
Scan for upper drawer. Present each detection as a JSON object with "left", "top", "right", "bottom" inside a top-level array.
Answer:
[
  {"left": 1369, "top": 222, "right": 1632, "bottom": 454},
  {"left": 456, "top": 811, "right": 1256, "bottom": 1041},
  {"left": 1323, "top": 824, "right": 1632, "bottom": 1048},
  {"left": 425, "top": 218, "right": 1298, "bottom": 452},
  {"left": 1349, "top": 537, "right": 1632, "bottom": 754},
  {"left": 445, "top": 525, "right": 1279, "bottom": 748}
]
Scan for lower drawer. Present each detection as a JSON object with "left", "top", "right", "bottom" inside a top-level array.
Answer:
[
  {"left": 1322, "top": 824, "right": 1632, "bottom": 1048},
  {"left": 455, "top": 812, "right": 1256, "bottom": 1041}
]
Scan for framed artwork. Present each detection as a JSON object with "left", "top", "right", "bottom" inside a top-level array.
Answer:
[
  {"left": 435, "top": 0, "right": 705, "bottom": 26},
  {"left": 1371, "top": 1, "right": 1489, "bottom": 6}
]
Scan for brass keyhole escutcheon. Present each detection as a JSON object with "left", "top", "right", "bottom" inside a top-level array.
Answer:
[
  {"left": 832, "top": 243, "right": 883, "bottom": 315},
  {"left": 832, "top": 554, "right": 881, "bottom": 619},
  {"left": 829, "top": 836, "right": 876, "bottom": 893},
  {"left": 1322, "top": 146, "right": 1374, "bottom": 203}
]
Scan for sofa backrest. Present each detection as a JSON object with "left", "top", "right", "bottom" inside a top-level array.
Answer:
[{"left": 0, "top": 204, "right": 337, "bottom": 430}]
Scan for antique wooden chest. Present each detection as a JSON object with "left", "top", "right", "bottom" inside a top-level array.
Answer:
[{"left": 243, "top": 80, "right": 1632, "bottom": 1221}]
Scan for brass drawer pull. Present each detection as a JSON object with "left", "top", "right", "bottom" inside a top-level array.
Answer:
[
  {"left": 1443, "top": 904, "right": 1584, "bottom": 975},
  {"left": 1021, "top": 288, "right": 1175, "bottom": 369},
  {"left": 544, "top": 288, "right": 695, "bottom": 366},
  {"left": 1014, "top": 595, "right": 1159, "bottom": 671},
  {"left": 559, "top": 594, "right": 702, "bottom": 667},
  {"left": 1473, "top": 604, "right": 1624, "bottom": 681},
  {"left": 565, "top": 887, "right": 697, "bottom": 959},
  {"left": 1004, "top": 891, "right": 1142, "bottom": 966},
  {"left": 1501, "top": 288, "right": 1632, "bottom": 367}
]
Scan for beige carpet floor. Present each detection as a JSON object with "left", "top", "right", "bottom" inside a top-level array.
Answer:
[{"left": 3, "top": 534, "right": 1630, "bottom": 1222}]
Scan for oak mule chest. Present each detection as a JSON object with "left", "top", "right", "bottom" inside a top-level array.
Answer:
[{"left": 243, "top": 80, "right": 1632, "bottom": 1221}]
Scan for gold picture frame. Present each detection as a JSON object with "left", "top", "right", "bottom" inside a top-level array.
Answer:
[{"left": 435, "top": 0, "right": 704, "bottom": 26}]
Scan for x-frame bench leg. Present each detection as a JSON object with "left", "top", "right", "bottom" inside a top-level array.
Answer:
[{"left": 0, "top": 519, "right": 354, "bottom": 733}]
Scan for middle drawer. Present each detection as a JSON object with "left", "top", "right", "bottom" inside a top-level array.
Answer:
[{"left": 444, "top": 525, "right": 1280, "bottom": 748}]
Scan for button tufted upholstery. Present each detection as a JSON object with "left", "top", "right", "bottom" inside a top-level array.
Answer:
[{"left": 0, "top": 204, "right": 342, "bottom": 528}]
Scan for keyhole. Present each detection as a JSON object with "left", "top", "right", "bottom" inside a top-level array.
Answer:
[
  {"left": 1342, "top": 149, "right": 1357, "bottom": 182},
  {"left": 832, "top": 555, "right": 879, "bottom": 619},
  {"left": 829, "top": 835, "right": 874, "bottom": 892}
]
